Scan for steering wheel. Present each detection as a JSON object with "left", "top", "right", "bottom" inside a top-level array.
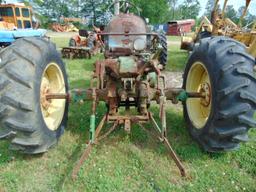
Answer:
[{"left": 108, "top": 0, "right": 141, "bottom": 15}]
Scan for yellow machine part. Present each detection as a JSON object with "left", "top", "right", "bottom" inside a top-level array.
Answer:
[
  {"left": 232, "top": 33, "right": 255, "bottom": 47},
  {"left": 248, "top": 38, "right": 256, "bottom": 58},
  {"left": 0, "top": 21, "right": 16, "bottom": 30},
  {"left": 40, "top": 63, "right": 66, "bottom": 131},
  {"left": 186, "top": 62, "right": 212, "bottom": 129},
  {"left": 0, "top": 4, "right": 33, "bottom": 29}
]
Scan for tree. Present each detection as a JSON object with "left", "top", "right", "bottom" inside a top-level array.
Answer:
[
  {"left": 246, "top": 13, "right": 256, "bottom": 27},
  {"left": 131, "top": 0, "right": 169, "bottom": 24},
  {"left": 237, "top": 6, "right": 248, "bottom": 26},
  {"left": 225, "top": 5, "right": 238, "bottom": 23},
  {"left": 238, "top": 6, "right": 256, "bottom": 27},
  {"left": 204, "top": 0, "right": 215, "bottom": 18},
  {"left": 80, "top": 0, "right": 112, "bottom": 26},
  {"left": 179, "top": 0, "right": 201, "bottom": 19},
  {"left": 31, "top": 0, "right": 69, "bottom": 19},
  {"left": 167, "top": 0, "right": 178, "bottom": 20}
]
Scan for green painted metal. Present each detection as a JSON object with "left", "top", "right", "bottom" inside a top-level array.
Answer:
[
  {"left": 89, "top": 115, "right": 96, "bottom": 142},
  {"left": 148, "top": 72, "right": 157, "bottom": 87},
  {"left": 118, "top": 56, "right": 137, "bottom": 73},
  {"left": 72, "top": 92, "right": 86, "bottom": 103},
  {"left": 177, "top": 90, "right": 189, "bottom": 102}
]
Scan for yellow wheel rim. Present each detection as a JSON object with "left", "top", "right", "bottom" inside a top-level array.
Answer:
[
  {"left": 40, "top": 63, "right": 66, "bottom": 131},
  {"left": 186, "top": 62, "right": 212, "bottom": 129}
]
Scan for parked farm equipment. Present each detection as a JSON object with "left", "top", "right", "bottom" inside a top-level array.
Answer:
[
  {"left": 61, "top": 27, "right": 103, "bottom": 59},
  {"left": 50, "top": 22, "right": 78, "bottom": 33},
  {"left": 0, "top": 0, "right": 255, "bottom": 180},
  {"left": 50, "top": 17, "right": 84, "bottom": 32},
  {"left": 181, "top": 0, "right": 256, "bottom": 55}
]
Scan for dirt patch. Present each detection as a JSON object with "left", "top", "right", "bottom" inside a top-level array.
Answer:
[
  {"left": 168, "top": 41, "right": 181, "bottom": 46},
  {"left": 163, "top": 71, "right": 183, "bottom": 88}
]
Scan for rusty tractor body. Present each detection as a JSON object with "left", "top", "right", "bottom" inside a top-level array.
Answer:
[
  {"left": 1, "top": 0, "right": 255, "bottom": 181},
  {"left": 181, "top": 0, "right": 256, "bottom": 58},
  {"left": 70, "top": 10, "right": 189, "bottom": 178}
]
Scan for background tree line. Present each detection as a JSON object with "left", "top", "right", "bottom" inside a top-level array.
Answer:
[{"left": 9, "top": 0, "right": 256, "bottom": 28}]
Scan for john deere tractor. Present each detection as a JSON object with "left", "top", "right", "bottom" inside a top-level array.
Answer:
[
  {"left": 0, "top": 3, "right": 45, "bottom": 47},
  {"left": 0, "top": 0, "right": 255, "bottom": 177}
]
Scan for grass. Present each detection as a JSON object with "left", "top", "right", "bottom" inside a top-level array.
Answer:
[
  {"left": 167, "top": 36, "right": 182, "bottom": 42},
  {"left": 0, "top": 34, "right": 255, "bottom": 192},
  {"left": 51, "top": 37, "right": 71, "bottom": 49},
  {"left": 167, "top": 44, "right": 188, "bottom": 72},
  {"left": 166, "top": 35, "right": 189, "bottom": 72}
]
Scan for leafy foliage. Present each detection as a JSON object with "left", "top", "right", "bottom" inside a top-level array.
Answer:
[
  {"left": 204, "top": 0, "right": 215, "bottom": 18},
  {"left": 179, "top": 0, "right": 200, "bottom": 19},
  {"left": 27, "top": 0, "right": 202, "bottom": 27},
  {"left": 130, "top": 0, "right": 169, "bottom": 24}
]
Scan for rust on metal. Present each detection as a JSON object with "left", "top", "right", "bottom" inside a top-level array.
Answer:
[
  {"left": 62, "top": 47, "right": 91, "bottom": 59},
  {"left": 69, "top": 4, "right": 197, "bottom": 180},
  {"left": 72, "top": 143, "right": 93, "bottom": 180},
  {"left": 96, "top": 120, "right": 119, "bottom": 142},
  {"left": 62, "top": 29, "right": 103, "bottom": 59},
  {"left": 72, "top": 115, "right": 107, "bottom": 180},
  {"left": 163, "top": 137, "right": 186, "bottom": 177},
  {"left": 199, "top": 82, "right": 211, "bottom": 107},
  {"left": 45, "top": 93, "right": 69, "bottom": 100}
]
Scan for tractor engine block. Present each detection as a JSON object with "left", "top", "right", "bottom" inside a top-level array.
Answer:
[{"left": 95, "top": 56, "right": 156, "bottom": 116}]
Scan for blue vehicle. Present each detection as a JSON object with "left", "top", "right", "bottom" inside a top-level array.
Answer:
[
  {"left": 0, "top": 3, "right": 46, "bottom": 47},
  {"left": 0, "top": 28, "right": 47, "bottom": 47}
]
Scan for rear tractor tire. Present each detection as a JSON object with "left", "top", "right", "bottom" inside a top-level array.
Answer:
[
  {"left": 0, "top": 37, "right": 69, "bottom": 154},
  {"left": 69, "top": 38, "right": 77, "bottom": 47},
  {"left": 197, "top": 31, "right": 211, "bottom": 41},
  {"left": 183, "top": 36, "right": 256, "bottom": 152},
  {"left": 158, "top": 33, "right": 168, "bottom": 69}
]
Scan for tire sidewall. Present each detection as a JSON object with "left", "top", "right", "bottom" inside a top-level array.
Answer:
[{"left": 69, "top": 38, "right": 76, "bottom": 47}]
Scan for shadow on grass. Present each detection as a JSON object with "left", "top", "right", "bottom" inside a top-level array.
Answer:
[{"left": 64, "top": 96, "right": 226, "bottom": 173}]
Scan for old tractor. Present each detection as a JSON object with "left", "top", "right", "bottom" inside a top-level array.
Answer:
[
  {"left": 0, "top": 0, "right": 255, "bottom": 179},
  {"left": 61, "top": 27, "right": 104, "bottom": 59},
  {"left": 181, "top": 0, "right": 256, "bottom": 55},
  {"left": 0, "top": 3, "right": 45, "bottom": 47}
]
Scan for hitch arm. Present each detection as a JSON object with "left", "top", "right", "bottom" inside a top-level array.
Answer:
[
  {"left": 148, "top": 113, "right": 186, "bottom": 177},
  {"left": 165, "top": 88, "right": 207, "bottom": 103}
]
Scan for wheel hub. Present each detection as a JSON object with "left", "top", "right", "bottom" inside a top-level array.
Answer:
[
  {"left": 41, "top": 84, "right": 51, "bottom": 111},
  {"left": 40, "top": 63, "right": 66, "bottom": 131},
  {"left": 199, "top": 82, "right": 211, "bottom": 107},
  {"left": 186, "top": 62, "right": 212, "bottom": 129}
]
